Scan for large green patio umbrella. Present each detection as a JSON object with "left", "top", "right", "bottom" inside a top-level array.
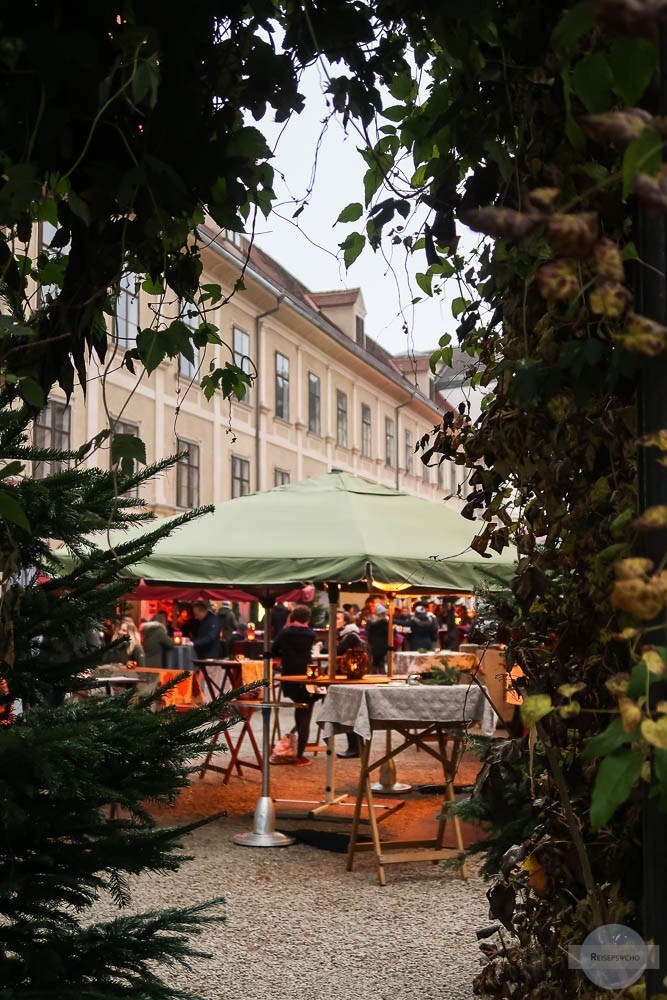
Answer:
[{"left": 74, "top": 470, "right": 514, "bottom": 596}]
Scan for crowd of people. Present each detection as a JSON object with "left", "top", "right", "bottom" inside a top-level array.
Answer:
[
  {"left": 104, "top": 595, "right": 473, "bottom": 670},
  {"left": 99, "top": 596, "right": 476, "bottom": 760},
  {"left": 264, "top": 597, "right": 476, "bottom": 766}
]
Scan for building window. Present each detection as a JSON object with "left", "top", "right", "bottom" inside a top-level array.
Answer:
[
  {"left": 385, "top": 417, "right": 395, "bottom": 467},
  {"left": 437, "top": 460, "right": 444, "bottom": 489},
  {"left": 361, "top": 403, "right": 372, "bottom": 458},
  {"left": 405, "top": 430, "right": 413, "bottom": 475},
  {"left": 176, "top": 438, "right": 199, "bottom": 508},
  {"left": 450, "top": 461, "right": 458, "bottom": 495},
  {"left": 275, "top": 352, "right": 290, "bottom": 420},
  {"left": 274, "top": 468, "right": 290, "bottom": 487},
  {"left": 178, "top": 301, "right": 199, "bottom": 381},
  {"left": 233, "top": 327, "right": 252, "bottom": 403},
  {"left": 109, "top": 417, "right": 140, "bottom": 497},
  {"left": 422, "top": 459, "right": 430, "bottom": 484},
  {"left": 232, "top": 456, "right": 251, "bottom": 498},
  {"left": 355, "top": 315, "right": 365, "bottom": 347},
  {"left": 308, "top": 373, "right": 321, "bottom": 436},
  {"left": 33, "top": 399, "right": 71, "bottom": 479},
  {"left": 336, "top": 390, "right": 348, "bottom": 448},
  {"left": 226, "top": 230, "right": 243, "bottom": 248},
  {"left": 115, "top": 274, "right": 140, "bottom": 350}
]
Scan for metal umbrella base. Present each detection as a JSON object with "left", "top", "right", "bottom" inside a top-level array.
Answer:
[
  {"left": 370, "top": 749, "right": 412, "bottom": 796},
  {"left": 233, "top": 796, "right": 295, "bottom": 848}
]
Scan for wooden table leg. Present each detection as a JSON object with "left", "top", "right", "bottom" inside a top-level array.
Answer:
[
  {"left": 200, "top": 728, "right": 227, "bottom": 779},
  {"left": 346, "top": 736, "right": 371, "bottom": 872},
  {"left": 223, "top": 712, "right": 259, "bottom": 784},
  {"left": 441, "top": 730, "right": 467, "bottom": 879},
  {"left": 364, "top": 759, "right": 386, "bottom": 886}
]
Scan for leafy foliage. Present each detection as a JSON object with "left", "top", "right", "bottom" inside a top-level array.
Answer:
[
  {"left": 0, "top": 390, "right": 249, "bottom": 999},
  {"left": 0, "top": 2, "right": 409, "bottom": 401},
  {"left": 332, "top": 0, "right": 667, "bottom": 994}
]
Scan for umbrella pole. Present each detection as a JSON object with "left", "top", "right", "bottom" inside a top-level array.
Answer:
[
  {"left": 324, "top": 582, "right": 340, "bottom": 804},
  {"left": 233, "top": 595, "right": 294, "bottom": 848},
  {"left": 371, "top": 593, "right": 411, "bottom": 795},
  {"left": 327, "top": 583, "right": 340, "bottom": 680}
]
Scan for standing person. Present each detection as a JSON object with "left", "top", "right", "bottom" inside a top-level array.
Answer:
[
  {"left": 336, "top": 618, "right": 367, "bottom": 759},
  {"left": 141, "top": 612, "right": 174, "bottom": 668},
  {"left": 191, "top": 601, "right": 221, "bottom": 660},
  {"left": 408, "top": 604, "right": 439, "bottom": 651},
  {"left": 217, "top": 601, "right": 238, "bottom": 657},
  {"left": 270, "top": 600, "right": 290, "bottom": 638},
  {"left": 365, "top": 602, "right": 389, "bottom": 674},
  {"left": 337, "top": 617, "right": 365, "bottom": 653},
  {"left": 270, "top": 605, "right": 319, "bottom": 766},
  {"left": 176, "top": 603, "right": 196, "bottom": 640},
  {"left": 442, "top": 602, "right": 460, "bottom": 651}
]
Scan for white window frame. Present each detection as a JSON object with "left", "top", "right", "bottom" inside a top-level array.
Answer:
[
  {"left": 361, "top": 403, "right": 372, "bottom": 458},
  {"left": 176, "top": 437, "right": 200, "bottom": 508}
]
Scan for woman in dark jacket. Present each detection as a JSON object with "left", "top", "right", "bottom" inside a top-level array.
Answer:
[
  {"left": 365, "top": 603, "right": 389, "bottom": 673},
  {"left": 408, "top": 605, "right": 439, "bottom": 651},
  {"left": 271, "top": 605, "right": 318, "bottom": 764}
]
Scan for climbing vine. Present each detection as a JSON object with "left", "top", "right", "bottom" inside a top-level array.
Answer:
[{"left": 335, "top": 0, "right": 667, "bottom": 995}]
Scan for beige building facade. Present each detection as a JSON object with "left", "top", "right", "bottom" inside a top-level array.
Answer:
[{"left": 35, "top": 227, "right": 462, "bottom": 513}]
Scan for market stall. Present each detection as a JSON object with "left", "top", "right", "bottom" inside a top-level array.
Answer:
[{"left": 56, "top": 471, "right": 516, "bottom": 848}]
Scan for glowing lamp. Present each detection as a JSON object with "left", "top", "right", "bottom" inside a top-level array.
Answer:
[
  {"left": 247, "top": 621, "right": 256, "bottom": 641},
  {"left": 174, "top": 629, "right": 182, "bottom": 646}
]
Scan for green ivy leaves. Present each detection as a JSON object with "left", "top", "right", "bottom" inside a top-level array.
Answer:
[{"left": 590, "top": 749, "right": 643, "bottom": 830}]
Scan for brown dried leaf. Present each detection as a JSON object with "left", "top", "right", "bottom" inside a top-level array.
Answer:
[
  {"left": 635, "top": 504, "right": 667, "bottom": 529},
  {"left": 635, "top": 164, "right": 667, "bottom": 212},
  {"left": 589, "top": 282, "right": 632, "bottom": 318},
  {"left": 524, "top": 187, "right": 560, "bottom": 212},
  {"left": 459, "top": 207, "right": 543, "bottom": 242},
  {"left": 580, "top": 107, "right": 653, "bottom": 145},
  {"left": 538, "top": 260, "right": 580, "bottom": 303},
  {"left": 614, "top": 312, "right": 667, "bottom": 356},
  {"left": 594, "top": 239, "right": 624, "bottom": 282},
  {"left": 547, "top": 212, "right": 598, "bottom": 258},
  {"left": 642, "top": 648, "right": 666, "bottom": 675},
  {"left": 641, "top": 716, "right": 667, "bottom": 750},
  {"left": 615, "top": 557, "right": 654, "bottom": 579},
  {"left": 639, "top": 429, "right": 667, "bottom": 451},
  {"left": 470, "top": 535, "right": 492, "bottom": 559},
  {"left": 606, "top": 673, "right": 630, "bottom": 696},
  {"left": 611, "top": 577, "right": 666, "bottom": 618},
  {"left": 619, "top": 697, "right": 642, "bottom": 732}
]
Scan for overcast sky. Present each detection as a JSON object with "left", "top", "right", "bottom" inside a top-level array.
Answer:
[{"left": 254, "top": 65, "right": 457, "bottom": 360}]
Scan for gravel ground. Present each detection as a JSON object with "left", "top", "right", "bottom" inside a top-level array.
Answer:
[{"left": 94, "top": 712, "right": 491, "bottom": 1000}]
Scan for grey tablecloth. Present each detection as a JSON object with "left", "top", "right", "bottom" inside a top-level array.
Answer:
[
  {"left": 318, "top": 683, "right": 497, "bottom": 741},
  {"left": 164, "top": 644, "right": 196, "bottom": 671}
]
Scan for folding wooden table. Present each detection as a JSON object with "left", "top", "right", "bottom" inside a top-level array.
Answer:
[
  {"left": 275, "top": 674, "right": 404, "bottom": 821},
  {"left": 195, "top": 659, "right": 275, "bottom": 782},
  {"left": 318, "top": 683, "right": 497, "bottom": 884}
]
